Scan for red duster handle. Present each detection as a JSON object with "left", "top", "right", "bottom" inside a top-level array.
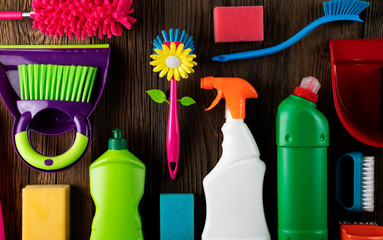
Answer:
[{"left": 0, "top": 11, "right": 24, "bottom": 20}]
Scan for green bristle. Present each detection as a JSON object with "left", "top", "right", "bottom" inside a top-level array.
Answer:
[
  {"left": 49, "top": 65, "right": 57, "bottom": 100},
  {"left": 84, "top": 67, "right": 97, "bottom": 102},
  {"left": 18, "top": 65, "right": 26, "bottom": 100},
  {"left": 23, "top": 65, "right": 29, "bottom": 100},
  {"left": 55, "top": 66, "right": 64, "bottom": 101},
  {"left": 81, "top": 68, "right": 92, "bottom": 102},
  {"left": 60, "top": 66, "right": 70, "bottom": 101},
  {"left": 33, "top": 64, "right": 40, "bottom": 100},
  {"left": 65, "top": 66, "right": 77, "bottom": 101},
  {"left": 73, "top": 66, "right": 88, "bottom": 102},
  {"left": 88, "top": 68, "right": 98, "bottom": 102},
  {"left": 79, "top": 67, "right": 90, "bottom": 101},
  {"left": 45, "top": 65, "right": 52, "bottom": 100},
  {"left": 27, "top": 65, "right": 34, "bottom": 100},
  {"left": 70, "top": 66, "right": 83, "bottom": 101},
  {"left": 39, "top": 64, "right": 47, "bottom": 100},
  {"left": 18, "top": 64, "right": 97, "bottom": 102},
  {"left": 78, "top": 67, "right": 89, "bottom": 101}
]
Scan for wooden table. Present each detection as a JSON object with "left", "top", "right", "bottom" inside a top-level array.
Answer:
[{"left": 0, "top": 0, "right": 382, "bottom": 239}]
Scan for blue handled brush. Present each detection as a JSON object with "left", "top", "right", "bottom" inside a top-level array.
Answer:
[
  {"left": 212, "top": 0, "right": 370, "bottom": 62},
  {"left": 336, "top": 152, "right": 374, "bottom": 212}
]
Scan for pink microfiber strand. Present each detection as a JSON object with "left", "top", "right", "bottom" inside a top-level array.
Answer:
[
  {"left": 31, "top": 0, "right": 136, "bottom": 39},
  {"left": 214, "top": 6, "right": 264, "bottom": 43}
]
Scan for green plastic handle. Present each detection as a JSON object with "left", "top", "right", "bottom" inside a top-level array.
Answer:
[{"left": 15, "top": 131, "right": 89, "bottom": 171}]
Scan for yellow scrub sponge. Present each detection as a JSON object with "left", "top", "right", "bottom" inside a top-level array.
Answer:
[{"left": 22, "top": 185, "right": 70, "bottom": 240}]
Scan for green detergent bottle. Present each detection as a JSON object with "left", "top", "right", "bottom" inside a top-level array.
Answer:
[
  {"left": 276, "top": 77, "right": 329, "bottom": 240},
  {"left": 90, "top": 129, "right": 145, "bottom": 240}
]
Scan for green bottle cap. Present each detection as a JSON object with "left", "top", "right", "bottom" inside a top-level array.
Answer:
[{"left": 108, "top": 128, "right": 128, "bottom": 150}]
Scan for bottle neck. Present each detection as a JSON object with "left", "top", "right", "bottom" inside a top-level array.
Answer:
[
  {"left": 225, "top": 104, "right": 244, "bottom": 123},
  {"left": 293, "top": 86, "right": 318, "bottom": 104}
]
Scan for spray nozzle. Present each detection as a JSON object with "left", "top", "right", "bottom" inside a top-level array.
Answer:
[{"left": 201, "top": 76, "right": 258, "bottom": 119}]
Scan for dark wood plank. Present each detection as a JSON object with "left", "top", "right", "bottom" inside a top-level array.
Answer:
[{"left": 0, "top": 0, "right": 382, "bottom": 239}]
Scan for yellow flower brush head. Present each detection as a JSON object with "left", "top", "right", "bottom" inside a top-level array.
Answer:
[
  {"left": 151, "top": 43, "right": 197, "bottom": 81},
  {"left": 150, "top": 29, "right": 197, "bottom": 81}
]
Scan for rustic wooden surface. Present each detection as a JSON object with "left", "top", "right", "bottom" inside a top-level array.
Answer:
[{"left": 0, "top": 0, "right": 382, "bottom": 239}]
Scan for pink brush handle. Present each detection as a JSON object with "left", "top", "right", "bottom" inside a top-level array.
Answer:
[
  {"left": 0, "top": 11, "right": 23, "bottom": 20},
  {"left": 0, "top": 201, "right": 5, "bottom": 240},
  {"left": 166, "top": 79, "right": 180, "bottom": 180}
]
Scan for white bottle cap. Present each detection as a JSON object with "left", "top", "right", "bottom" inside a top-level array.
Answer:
[{"left": 300, "top": 76, "right": 321, "bottom": 94}]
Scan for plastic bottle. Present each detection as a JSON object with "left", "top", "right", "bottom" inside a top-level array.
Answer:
[
  {"left": 201, "top": 76, "right": 270, "bottom": 240},
  {"left": 276, "top": 77, "right": 329, "bottom": 240},
  {"left": 89, "top": 129, "right": 145, "bottom": 240}
]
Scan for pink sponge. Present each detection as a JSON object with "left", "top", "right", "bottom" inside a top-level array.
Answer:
[{"left": 214, "top": 6, "right": 264, "bottom": 43}]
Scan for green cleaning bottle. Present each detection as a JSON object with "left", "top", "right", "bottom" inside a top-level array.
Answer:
[
  {"left": 276, "top": 77, "right": 329, "bottom": 240},
  {"left": 90, "top": 129, "right": 145, "bottom": 240}
]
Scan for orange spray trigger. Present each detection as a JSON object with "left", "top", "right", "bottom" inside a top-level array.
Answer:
[
  {"left": 206, "top": 90, "right": 223, "bottom": 111},
  {"left": 201, "top": 76, "right": 258, "bottom": 119}
]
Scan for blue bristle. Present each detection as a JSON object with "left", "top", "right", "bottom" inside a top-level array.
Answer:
[
  {"left": 182, "top": 33, "right": 189, "bottom": 44},
  {"left": 153, "top": 29, "right": 195, "bottom": 54},
  {"left": 323, "top": 0, "right": 370, "bottom": 16},
  {"left": 184, "top": 36, "right": 193, "bottom": 50},
  {"left": 156, "top": 36, "right": 164, "bottom": 46},
  {"left": 153, "top": 40, "right": 162, "bottom": 50},
  {"left": 169, "top": 28, "right": 174, "bottom": 42},
  {"left": 187, "top": 43, "right": 195, "bottom": 53},
  {"left": 174, "top": 29, "right": 179, "bottom": 41},
  {"left": 162, "top": 30, "right": 169, "bottom": 42},
  {"left": 179, "top": 30, "right": 186, "bottom": 43}
]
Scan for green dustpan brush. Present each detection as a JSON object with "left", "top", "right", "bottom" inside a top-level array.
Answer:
[
  {"left": 18, "top": 64, "right": 97, "bottom": 102},
  {"left": 14, "top": 64, "right": 98, "bottom": 171}
]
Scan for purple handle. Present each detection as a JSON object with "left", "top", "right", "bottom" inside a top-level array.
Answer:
[
  {"left": 166, "top": 79, "right": 180, "bottom": 180},
  {"left": 0, "top": 11, "right": 23, "bottom": 20}
]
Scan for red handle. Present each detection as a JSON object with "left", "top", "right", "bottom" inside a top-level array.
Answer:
[{"left": 0, "top": 11, "right": 23, "bottom": 20}]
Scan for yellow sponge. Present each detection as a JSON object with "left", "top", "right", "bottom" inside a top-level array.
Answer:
[{"left": 22, "top": 185, "right": 70, "bottom": 240}]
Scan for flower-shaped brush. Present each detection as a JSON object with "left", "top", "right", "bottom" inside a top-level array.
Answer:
[{"left": 148, "top": 28, "right": 197, "bottom": 180}]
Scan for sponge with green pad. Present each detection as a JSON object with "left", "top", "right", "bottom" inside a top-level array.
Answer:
[{"left": 160, "top": 193, "right": 194, "bottom": 240}]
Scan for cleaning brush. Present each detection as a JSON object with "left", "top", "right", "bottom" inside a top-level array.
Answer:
[
  {"left": 18, "top": 64, "right": 97, "bottom": 102},
  {"left": 0, "top": 0, "right": 136, "bottom": 39},
  {"left": 148, "top": 28, "right": 197, "bottom": 180},
  {"left": 336, "top": 152, "right": 374, "bottom": 212},
  {"left": 212, "top": 0, "right": 371, "bottom": 62}
]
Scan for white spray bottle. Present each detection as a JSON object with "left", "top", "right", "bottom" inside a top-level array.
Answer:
[{"left": 201, "top": 76, "right": 270, "bottom": 240}]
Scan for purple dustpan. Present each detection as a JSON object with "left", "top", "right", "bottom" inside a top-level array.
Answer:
[{"left": 0, "top": 45, "right": 110, "bottom": 172}]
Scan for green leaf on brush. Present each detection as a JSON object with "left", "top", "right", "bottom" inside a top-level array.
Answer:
[
  {"left": 179, "top": 96, "right": 196, "bottom": 106},
  {"left": 147, "top": 89, "right": 169, "bottom": 104}
]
